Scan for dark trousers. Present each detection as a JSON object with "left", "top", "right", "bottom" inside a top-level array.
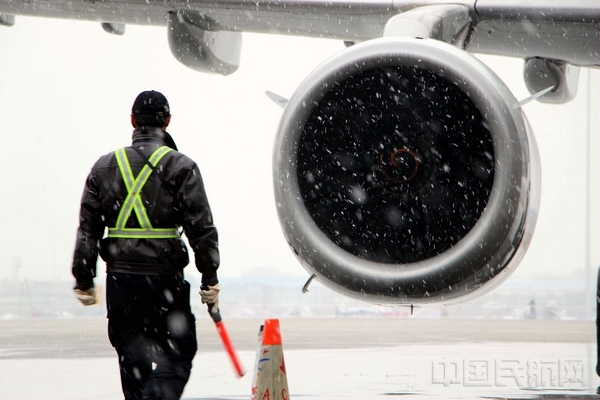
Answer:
[{"left": 106, "top": 272, "right": 198, "bottom": 400}]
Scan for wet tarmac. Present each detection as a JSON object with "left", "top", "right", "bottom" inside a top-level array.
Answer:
[{"left": 0, "top": 317, "right": 598, "bottom": 399}]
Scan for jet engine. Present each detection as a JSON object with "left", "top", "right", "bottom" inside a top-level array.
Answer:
[{"left": 273, "top": 37, "right": 541, "bottom": 305}]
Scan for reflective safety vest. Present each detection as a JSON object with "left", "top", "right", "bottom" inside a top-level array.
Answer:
[{"left": 107, "top": 146, "right": 180, "bottom": 239}]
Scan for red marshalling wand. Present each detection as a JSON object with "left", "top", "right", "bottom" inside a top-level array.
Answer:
[{"left": 208, "top": 307, "right": 246, "bottom": 378}]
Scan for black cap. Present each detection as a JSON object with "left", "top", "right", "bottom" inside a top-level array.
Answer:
[{"left": 132, "top": 90, "right": 170, "bottom": 127}]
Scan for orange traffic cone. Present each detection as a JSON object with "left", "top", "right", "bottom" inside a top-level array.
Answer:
[{"left": 251, "top": 319, "right": 290, "bottom": 400}]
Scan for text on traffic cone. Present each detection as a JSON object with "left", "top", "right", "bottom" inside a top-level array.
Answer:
[{"left": 251, "top": 319, "right": 289, "bottom": 400}]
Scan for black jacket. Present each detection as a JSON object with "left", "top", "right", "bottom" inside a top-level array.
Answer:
[{"left": 72, "top": 127, "right": 219, "bottom": 290}]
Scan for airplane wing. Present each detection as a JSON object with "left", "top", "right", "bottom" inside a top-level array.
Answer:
[
  {"left": 0, "top": 1, "right": 597, "bottom": 73},
  {"left": 1, "top": 0, "right": 598, "bottom": 305}
]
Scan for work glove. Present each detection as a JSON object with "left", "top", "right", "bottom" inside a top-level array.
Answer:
[
  {"left": 200, "top": 283, "right": 220, "bottom": 313},
  {"left": 73, "top": 287, "right": 97, "bottom": 306}
]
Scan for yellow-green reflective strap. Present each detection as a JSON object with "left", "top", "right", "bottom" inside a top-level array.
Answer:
[{"left": 108, "top": 146, "right": 179, "bottom": 239}]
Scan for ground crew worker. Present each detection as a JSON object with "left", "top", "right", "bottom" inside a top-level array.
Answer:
[{"left": 71, "top": 90, "right": 220, "bottom": 400}]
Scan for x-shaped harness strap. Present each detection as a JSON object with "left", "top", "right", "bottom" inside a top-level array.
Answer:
[{"left": 108, "top": 146, "right": 180, "bottom": 239}]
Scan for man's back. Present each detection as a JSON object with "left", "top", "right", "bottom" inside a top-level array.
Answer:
[
  {"left": 71, "top": 90, "right": 220, "bottom": 400},
  {"left": 72, "top": 125, "right": 219, "bottom": 287}
]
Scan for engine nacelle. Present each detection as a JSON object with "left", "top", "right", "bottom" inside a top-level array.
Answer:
[
  {"left": 167, "top": 11, "right": 241, "bottom": 76},
  {"left": 273, "top": 37, "right": 541, "bottom": 305}
]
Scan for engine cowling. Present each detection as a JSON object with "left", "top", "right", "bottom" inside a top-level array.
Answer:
[
  {"left": 273, "top": 37, "right": 541, "bottom": 305},
  {"left": 167, "top": 11, "right": 241, "bottom": 76}
]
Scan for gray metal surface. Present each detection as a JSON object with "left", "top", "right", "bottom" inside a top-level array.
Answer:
[{"left": 0, "top": 1, "right": 598, "bottom": 65}]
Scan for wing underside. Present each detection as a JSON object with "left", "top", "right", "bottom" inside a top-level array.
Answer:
[{"left": 0, "top": 0, "right": 598, "bottom": 66}]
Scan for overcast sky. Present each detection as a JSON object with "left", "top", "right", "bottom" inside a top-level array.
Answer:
[{"left": 0, "top": 16, "right": 598, "bottom": 290}]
